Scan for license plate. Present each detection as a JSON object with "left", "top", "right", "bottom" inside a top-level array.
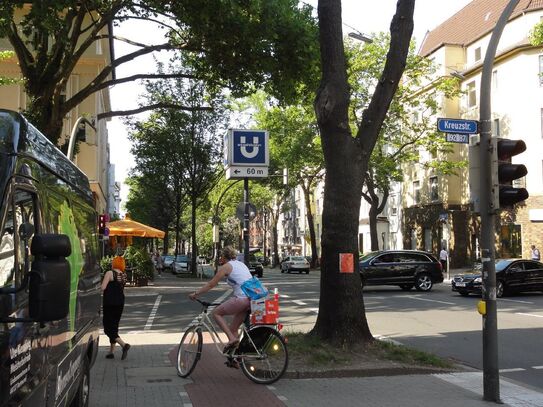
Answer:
[{"left": 455, "top": 282, "right": 466, "bottom": 287}]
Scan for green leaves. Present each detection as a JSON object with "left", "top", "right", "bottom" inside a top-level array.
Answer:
[{"left": 529, "top": 20, "right": 543, "bottom": 46}]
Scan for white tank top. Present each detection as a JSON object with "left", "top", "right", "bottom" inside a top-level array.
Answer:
[{"left": 225, "top": 260, "right": 252, "bottom": 297}]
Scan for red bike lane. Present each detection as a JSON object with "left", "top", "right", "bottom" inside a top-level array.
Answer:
[{"left": 169, "top": 334, "right": 285, "bottom": 406}]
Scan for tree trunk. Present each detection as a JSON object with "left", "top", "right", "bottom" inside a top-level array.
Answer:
[
  {"left": 302, "top": 184, "right": 319, "bottom": 268},
  {"left": 369, "top": 202, "right": 379, "bottom": 251},
  {"left": 312, "top": 0, "right": 414, "bottom": 346},
  {"left": 271, "top": 212, "right": 280, "bottom": 268},
  {"left": 311, "top": 0, "right": 371, "bottom": 345}
]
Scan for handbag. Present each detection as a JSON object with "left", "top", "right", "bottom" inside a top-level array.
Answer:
[{"left": 241, "top": 276, "right": 269, "bottom": 300}]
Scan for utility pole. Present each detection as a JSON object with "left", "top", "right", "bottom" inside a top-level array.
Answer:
[{"left": 478, "top": 0, "right": 519, "bottom": 402}]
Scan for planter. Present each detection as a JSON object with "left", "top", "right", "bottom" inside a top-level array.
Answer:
[{"left": 135, "top": 276, "right": 148, "bottom": 287}]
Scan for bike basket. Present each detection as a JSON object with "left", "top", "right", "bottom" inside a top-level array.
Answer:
[{"left": 250, "top": 293, "right": 279, "bottom": 325}]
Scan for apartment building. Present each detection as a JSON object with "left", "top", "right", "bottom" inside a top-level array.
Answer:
[
  {"left": 0, "top": 6, "right": 114, "bottom": 215},
  {"left": 407, "top": 0, "right": 543, "bottom": 266}
]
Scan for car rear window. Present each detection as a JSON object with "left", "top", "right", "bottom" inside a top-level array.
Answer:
[
  {"left": 291, "top": 256, "right": 305, "bottom": 261},
  {"left": 397, "top": 253, "right": 428, "bottom": 263}
]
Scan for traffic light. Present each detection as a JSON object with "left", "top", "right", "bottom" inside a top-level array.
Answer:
[
  {"left": 492, "top": 138, "right": 529, "bottom": 208},
  {"left": 98, "top": 214, "right": 106, "bottom": 235}
]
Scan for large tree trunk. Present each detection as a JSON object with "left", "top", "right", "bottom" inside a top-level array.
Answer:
[
  {"left": 312, "top": 0, "right": 414, "bottom": 345},
  {"left": 312, "top": 0, "right": 370, "bottom": 345}
]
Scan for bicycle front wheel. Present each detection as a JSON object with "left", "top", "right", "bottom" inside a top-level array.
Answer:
[
  {"left": 176, "top": 325, "right": 202, "bottom": 377},
  {"left": 237, "top": 326, "right": 288, "bottom": 384}
]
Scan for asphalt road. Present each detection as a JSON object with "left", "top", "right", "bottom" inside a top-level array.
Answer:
[{"left": 121, "top": 266, "right": 543, "bottom": 391}]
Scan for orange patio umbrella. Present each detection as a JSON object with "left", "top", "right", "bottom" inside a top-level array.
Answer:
[{"left": 107, "top": 217, "right": 165, "bottom": 238}]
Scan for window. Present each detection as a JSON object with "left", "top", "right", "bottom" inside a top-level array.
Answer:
[
  {"left": 429, "top": 176, "right": 439, "bottom": 202},
  {"left": 413, "top": 181, "right": 421, "bottom": 205},
  {"left": 541, "top": 108, "right": 543, "bottom": 138},
  {"left": 540, "top": 55, "right": 543, "bottom": 86},
  {"left": 390, "top": 195, "right": 398, "bottom": 216},
  {"left": 492, "top": 69, "right": 498, "bottom": 90},
  {"left": 467, "top": 81, "right": 477, "bottom": 107},
  {"left": 474, "top": 47, "right": 482, "bottom": 62}
]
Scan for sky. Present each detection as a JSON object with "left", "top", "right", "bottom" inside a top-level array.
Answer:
[{"left": 107, "top": 0, "right": 473, "bottom": 214}]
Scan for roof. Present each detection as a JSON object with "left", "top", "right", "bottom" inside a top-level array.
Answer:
[{"left": 419, "top": 0, "right": 543, "bottom": 56}]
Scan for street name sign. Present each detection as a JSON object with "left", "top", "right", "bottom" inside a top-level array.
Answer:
[
  {"left": 445, "top": 133, "right": 470, "bottom": 144},
  {"left": 437, "top": 118, "right": 479, "bottom": 134},
  {"left": 226, "top": 165, "right": 269, "bottom": 180}
]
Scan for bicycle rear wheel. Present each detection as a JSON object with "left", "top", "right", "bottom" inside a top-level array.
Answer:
[
  {"left": 177, "top": 325, "right": 202, "bottom": 377},
  {"left": 237, "top": 326, "right": 288, "bottom": 384}
]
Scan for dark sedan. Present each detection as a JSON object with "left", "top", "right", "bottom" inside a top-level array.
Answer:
[
  {"left": 359, "top": 250, "right": 444, "bottom": 292},
  {"left": 452, "top": 259, "right": 543, "bottom": 297}
]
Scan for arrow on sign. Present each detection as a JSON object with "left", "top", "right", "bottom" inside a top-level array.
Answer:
[{"left": 234, "top": 169, "right": 241, "bottom": 174}]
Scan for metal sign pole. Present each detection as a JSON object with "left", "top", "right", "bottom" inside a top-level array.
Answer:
[
  {"left": 479, "top": 0, "right": 519, "bottom": 402},
  {"left": 243, "top": 178, "right": 250, "bottom": 266}
]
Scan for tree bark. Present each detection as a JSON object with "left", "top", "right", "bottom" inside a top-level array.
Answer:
[{"left": 312, "top": 0, "right": 414, "bottom": 345}]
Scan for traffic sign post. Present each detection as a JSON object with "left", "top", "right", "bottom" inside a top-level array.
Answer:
[{"left": 223, "top": 128, "right": 270, "bottom": 265}]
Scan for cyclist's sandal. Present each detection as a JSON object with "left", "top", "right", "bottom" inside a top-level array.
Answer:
[
  {"left": 225, "top": 357, "right": 240, "bottom": 369},
  {"left": 222, "top": 340, "right": 239, "bottom": 354}
]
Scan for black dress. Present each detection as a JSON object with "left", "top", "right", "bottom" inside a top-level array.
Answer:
[{"left": 102, "top": 270, "right": 126, "bottom": 344}]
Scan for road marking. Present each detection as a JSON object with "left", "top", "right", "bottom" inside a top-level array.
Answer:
[
  {"left": 532, "top": 366, "right": 543, "bottom": 369},
  {"left": 499, "top": 368, "right": 525, "bottom": 373},
  {"left": 144, "top": 295, "right": 162, "bottom": 330},
  {"left": 516, "top": 312, "right": 543, "bottom": 318},
  {"left": 292, "top": 300, "right": 307, "bottom": 306},
  {"left": 500, "top": 298, "right": 534, "bottom": 304},
  {"left": 308, "top": 307, "right": 319, "bottom": 314},
  {"left": 280, "top": 294, "right": 291, "bottom": 298},
  {"left": 401, "top": 295, "right": 455, "bottom": 305}
]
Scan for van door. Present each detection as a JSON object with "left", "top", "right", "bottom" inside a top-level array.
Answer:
[{"left": 0, "top": 186, "right": 48, "bottom": 406}]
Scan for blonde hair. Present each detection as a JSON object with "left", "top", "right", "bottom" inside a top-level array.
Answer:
[{"left": 221, "top": 246, "right": 237, "bottom": 260}]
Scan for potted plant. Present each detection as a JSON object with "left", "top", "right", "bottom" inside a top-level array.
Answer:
[{"left": 124, "top": 246, "right": 154, "bottom": 286}]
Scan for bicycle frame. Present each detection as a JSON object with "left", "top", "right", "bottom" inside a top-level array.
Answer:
[{"left": 187, "top": 304, "right": 273, "bottom": 358}]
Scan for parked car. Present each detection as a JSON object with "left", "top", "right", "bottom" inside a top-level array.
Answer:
[
  {"left": 281, "top": 256, "right": 310, "bottom": 274},
  {"left": 162, "top": 254, "right": 175, "bottom": 270},
  {"left": 452, "top": 259, "right": 543, "bottom": 298},
  {"left": 236, "top": 253, "right": 264, "bottom": 277},
  {"left": 172, "top": 255, "right": 191, "bottom": 274},
  {"left": 359, "top": 250, "right": 443, "bottom": 292}
]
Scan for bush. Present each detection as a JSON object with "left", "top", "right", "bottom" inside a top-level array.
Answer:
[
  {"left": 100, "top": 255, "right": 113, "bottom": 275},
  {"left": 124, "top": 246, "right": 154, "bottom": 281}
]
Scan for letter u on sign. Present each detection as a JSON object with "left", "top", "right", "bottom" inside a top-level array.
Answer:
[{"left": 240, "top": 136, "right": 259, "bottom": 158}]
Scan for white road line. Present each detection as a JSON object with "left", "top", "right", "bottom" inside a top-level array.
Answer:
[
  {"left": 402, "top": 295, "right": 456, "bottom": 305},
  {"left": 308, "top": 307, "right": 319, "bottom": 314},
  {"left": 144, "top": 295, "right": 162, "bottom": 330},
  {"left": 532, "top": 366, "right": 543, "bottom": 369},
  {"left": 292, "top": 300, "right": 307, "bottom": 306},
  {"left": 500, "top": 298, "right": 534, "bottom": 304},
  {"left": 499, "top": 368, "right": 525, "bottom": 373},
  {"left": 516, "top": 312, "right": 543, "bottom": 318},
  {"left": 280, "top": 294, "right": 290, "bottom": 298}
]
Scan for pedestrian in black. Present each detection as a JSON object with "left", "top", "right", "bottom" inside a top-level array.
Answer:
[{"left": 101, "top": 259, "right": 130, "bottom": 360}]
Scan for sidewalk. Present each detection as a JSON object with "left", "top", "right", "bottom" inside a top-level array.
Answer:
[{"left": 90, "top": 331, "right": 543, "bottom": 407}]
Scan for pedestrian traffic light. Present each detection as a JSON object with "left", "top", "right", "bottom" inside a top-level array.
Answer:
[
  {"left": 491, "top": 138, "right": 529, "bottom": 208},
  {"left": 98, "top": 214, "right": 106, "bottom": 235}
]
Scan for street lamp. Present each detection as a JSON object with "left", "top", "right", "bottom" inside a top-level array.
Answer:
[
  {"left": 348, "top": 32, "right": 373, "bottom": 44},
  {"left": 67, "top": 116, "right": 96, "bottom": 162}
]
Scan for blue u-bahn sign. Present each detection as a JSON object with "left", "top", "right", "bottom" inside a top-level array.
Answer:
[
  {"left": 437, "top": 118, "right": 479, "bottom": 135},
  {"left": 225, "top": 129, "right": 269, "bottom": 166}
]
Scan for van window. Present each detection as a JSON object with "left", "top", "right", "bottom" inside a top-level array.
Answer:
[
  {"left": 0, "top": 208, "right": 15, "bottom": 288},
  {"left": 0, "top": 188, "right": 36, "bottom": 289}
]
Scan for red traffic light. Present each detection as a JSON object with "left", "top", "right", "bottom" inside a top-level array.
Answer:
[{"left": 98, "top": 214, "right": 107, "bottom": 234}]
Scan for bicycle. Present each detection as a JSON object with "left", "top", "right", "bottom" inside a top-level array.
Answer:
[{"left": 176, "top": 298, "right": 288, "bottom": 384}]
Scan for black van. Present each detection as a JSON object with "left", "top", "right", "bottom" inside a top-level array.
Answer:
[{"left": 0, "top": 110, "right": 101, "bottom": 406}]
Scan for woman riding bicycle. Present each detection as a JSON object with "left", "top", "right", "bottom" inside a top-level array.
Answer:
[{"left": 189, "top": 246, "right": 252, "bottom": 351}]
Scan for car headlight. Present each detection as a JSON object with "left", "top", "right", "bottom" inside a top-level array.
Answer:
[{"left": 474, "top": 277, "right": 482, "bottom": 283}]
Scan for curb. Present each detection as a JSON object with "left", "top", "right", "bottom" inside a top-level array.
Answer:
[{"left": 284, "top": 366, "right": 459, "bottom": 379}]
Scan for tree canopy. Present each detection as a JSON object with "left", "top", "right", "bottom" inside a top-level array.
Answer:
[{"left": 0, "top": 0, "right": 319, "bottom": 144}]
